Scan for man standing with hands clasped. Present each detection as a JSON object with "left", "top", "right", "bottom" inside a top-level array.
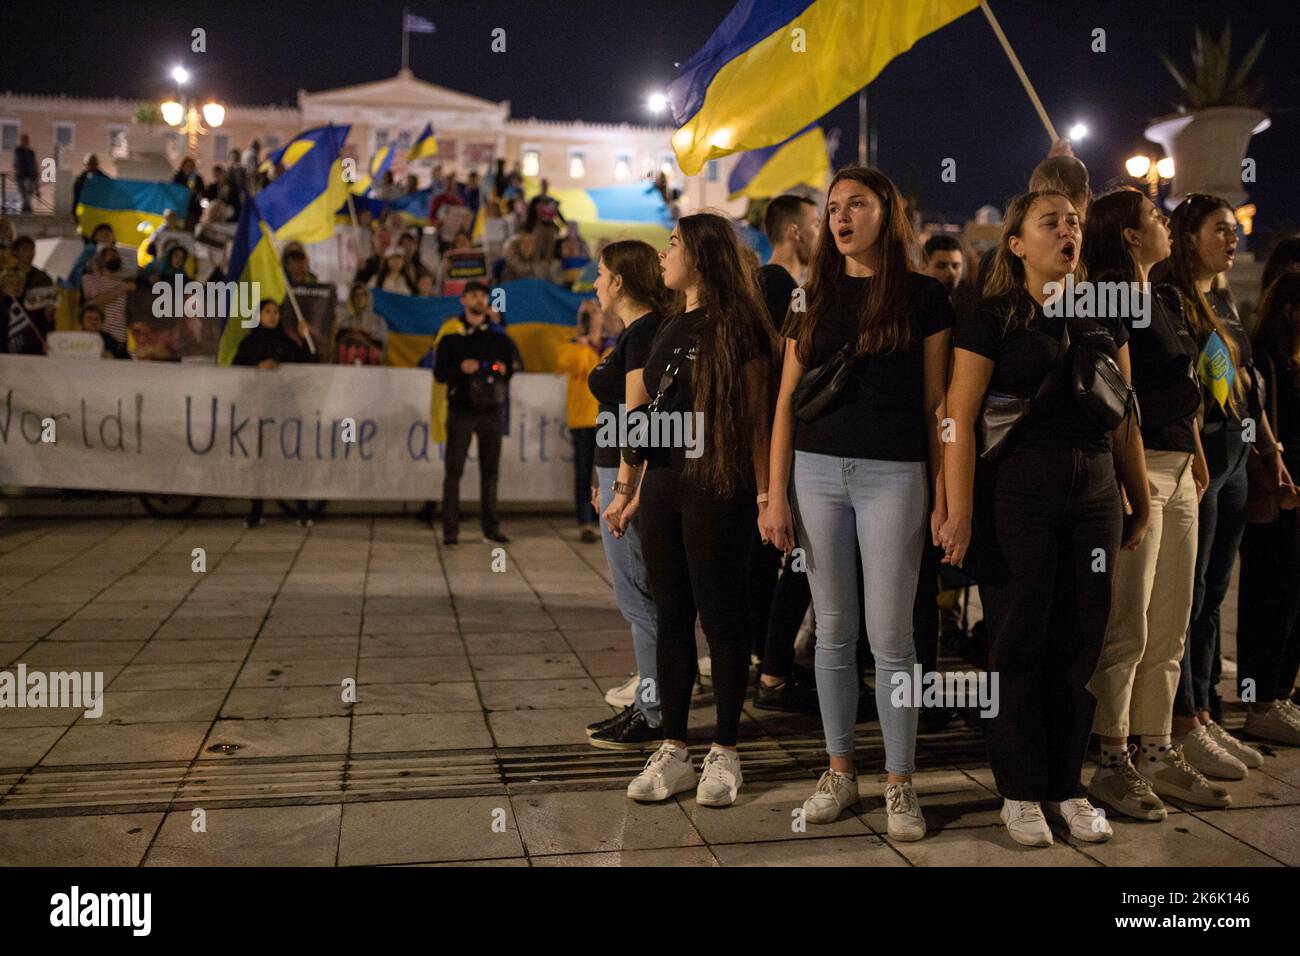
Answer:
[{"left": 434, "top": 281, "right": 522, "bottom": 546}]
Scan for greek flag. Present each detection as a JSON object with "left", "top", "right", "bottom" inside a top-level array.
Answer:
[{"left": 404, "top": 13, "right": 435, "bottom": 33}]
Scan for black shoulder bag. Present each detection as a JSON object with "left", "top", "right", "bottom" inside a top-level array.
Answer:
[
  {"left": 621, "top": 336, "right": 696, "bottom": 466},
  {"left": 978, "top": 323, "right": 1070, "bottom": 464},
  {"left": 791, "top": 340, "right": 856, "bottom": 423}
]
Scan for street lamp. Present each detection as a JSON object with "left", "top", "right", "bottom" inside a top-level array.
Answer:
[
  {"left": 1068, "top": 122, "right": 1088, "bottom": 141},
  {"left": 1125, "top": 152, "right": 1173, "bottom": 202},
  {"left": 161, "top": 66, "right": 224, "bottom": 153},
  {"left": 647, "top": 92, "right": 668, "bottom": 115}
]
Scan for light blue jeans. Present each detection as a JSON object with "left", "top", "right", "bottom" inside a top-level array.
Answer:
[
  {"left": 596, "top": 465, "right": 661, "bottom": 725},
  {"left": 790, "top": 451, "right": 928, "bottom": 774}
]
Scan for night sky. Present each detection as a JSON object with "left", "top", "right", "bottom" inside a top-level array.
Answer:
[{"left": 3, "top": 0, "right": 1296, "bottom": 246}]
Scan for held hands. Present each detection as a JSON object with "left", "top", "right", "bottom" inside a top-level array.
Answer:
[
  {"left": 758, "top": 495, "right": 796, "bottom": 554},
  {"left": 937, "top": 512, "right": 971, "bottom": 568},
  {"left": 604, "top": 491, "right": 637, "bottom": 539}
]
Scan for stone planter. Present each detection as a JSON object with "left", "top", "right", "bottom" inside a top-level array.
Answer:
[{"left": 1144, "top": 106, "right": 1270, "bottom": 207}]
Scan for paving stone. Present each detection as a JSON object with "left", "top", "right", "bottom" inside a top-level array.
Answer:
[
  {"left": 146, "top": 805, "right": 341, "bottom": 866},
  {"left": 338, "top": 797, "right": 524, "bottom": 865}
]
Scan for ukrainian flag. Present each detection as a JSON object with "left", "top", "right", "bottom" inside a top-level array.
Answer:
[
  {"left": 75, "top": 177, "right": 191, "bottom": 241},
  {"left": 215, "top": 204, "right": 288, "bottom": 364},
  {"left": 261, "top": 125, "right": 336, "bottom": 174},
  {"left": 1197, "top": 330, "right": 1236, "bottom": 411},
  {"left": 351, "top": 143, "right": 396, "bottom": 197},
  {"left": 728, "top": 124, "right": 829, "bottom": 200},
  {"left": 255, "top": 123, "right": 351, "bottom": 245},
  {"left": 407, "top": 123, "right": 439, "bottom": 162},
  {"left": 668, "top": 0, "right": 978, "bottom": 174}
]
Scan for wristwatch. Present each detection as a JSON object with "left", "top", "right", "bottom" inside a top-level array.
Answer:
[{"left": 612, "top": 480, "right": 635, "bottom": 496}]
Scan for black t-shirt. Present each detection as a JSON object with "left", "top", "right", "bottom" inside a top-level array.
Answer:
[
  {"left": 758, "top": 263, "right": 798, "bottom": 333},
  {"left": 587, "top": 311, "right": 664, "bottom": 468},
  {"left": 640, "top": 308, "right": 768, "bottom": 470},
  {"left": 1258, "top": 349, "right": 1300, "bottom": 478},
  {"left": 1127, "top": 284, "right": 1200, "bottom": 453},
  {"left": 793, "top": 272, "right": 954, "bottom": 462},
  {"left": 954, "top": 292, "right": 1130, "bottom": 452}
]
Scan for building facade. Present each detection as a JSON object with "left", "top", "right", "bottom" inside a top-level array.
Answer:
[{"left": 1, "top": 70, "right": 742, "bottom": 217}]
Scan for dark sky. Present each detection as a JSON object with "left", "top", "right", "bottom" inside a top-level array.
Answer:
[{"left": 3, "top": 0, "right": 1296, "bottom": 244}]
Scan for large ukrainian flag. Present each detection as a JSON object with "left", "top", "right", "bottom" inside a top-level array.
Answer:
[
  {"left": 255, "top": 123, "right": 351, "bottom": 245},
  {"left": 668, "top": 0, "right": 978, "bottom": 174},
  {"left": 728, "top": 124, "right": 830, "bottom": 199},
  {"left": 75, "top": 177, "right": 191, "bottom": 241}
]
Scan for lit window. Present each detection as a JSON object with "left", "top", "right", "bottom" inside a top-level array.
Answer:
[
  {"left": 522, "top": 149, "right": 540, "bottom": 178},
  {"left": 568, "top": 148, "right": 586, "bottom": 179},
  {"left": 614, "top": 151, "right": 632, "bottom": 181}
]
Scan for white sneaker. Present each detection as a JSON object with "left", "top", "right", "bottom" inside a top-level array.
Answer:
[
  {"left": 1245, "top": 700, "right": 1300, "bottom": 746},
  {"left": 695, "top": 747, "right": 742, "bottom": 807},
  {"left": 1136, "top": 743, "right": 1231, "bottom": 808},
  {"left": 1179, "top": 725, "right": 1247, "bottom": 779},
  {"left": 1087, "top": 753, "right": 1167, "bottom": 821},
  {"left": 627, "top": 743, "right": 696, "bottom": 802},
  {"left": 1045, "top": 797, "right": 1112, "bottom": 843},
  {"left": 802, "top": 769, "right": 858, "bottom": 824},
  {"left": 603, "top": 673, "right": 639, "bottom": 708},
  {"left": 885, "top": 782, "right": 927, "bottom": 842},
  {"left": 1204, "top": 720, "right": 1264, "bottom": 768},
  {"left": 1000, "top": 799, "right": 1053, "bottom": 847},
  {"left": 1280, "top": 699, "right": 1300, "bottom": 726}
]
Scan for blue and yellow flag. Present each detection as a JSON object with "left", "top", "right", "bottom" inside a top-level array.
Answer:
[
  {"left": 1197, "top": 331, "right": 1236, "bottom": 411},
  {"left": 351, "top": 143, "right": 396, "bottom": 196},
  {"left": 408, "top": 123, "right": 439, "bottom": 162},
  {"left": 75, "top": 177, "right": 190, "bottom": 241},
  {"left": 260, "top": 125, "right": 337, "bottom": 174},
  {"left": 254, "top": 123, "right": 351, "bottom": 245},
  {"left": 728, "top": 124, "right": 829, "bottom": 200},
  {"left": 668, "top": 0, "right": 978, "bottom": 174},
  {"left": 216, "top": 204, "right": 288, "bottom": 365}
]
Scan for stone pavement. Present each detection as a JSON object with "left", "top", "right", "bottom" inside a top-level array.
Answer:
[{"left": 0, "top": 515, "right": 1296, "bottom": 867}]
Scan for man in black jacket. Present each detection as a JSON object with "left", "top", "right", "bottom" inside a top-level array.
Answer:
[{"left": 434, "top": 281, "right": 521, "bottom": 545}]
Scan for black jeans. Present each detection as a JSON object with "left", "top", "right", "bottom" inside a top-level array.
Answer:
[
  {"left": 636, "top": 463, "right": 755, "bottom": 747},
  {"left": 744, "top": 525, "right": 784, "bottom": 661},
  {"left": 977, "top": 446, "right": 1122, "bottom": 801},
  {"left": 1176, "top": 446, "right": 1249, "bottom": 716},
  {"left": 1238, "top": 508, "right": 1300, "bottom": 704},
  {"left": 571, "top": 426, "right": 597, "bottom": 525},
  {"left": 442, "top": 407, "right": 504, "bottom": 538}
]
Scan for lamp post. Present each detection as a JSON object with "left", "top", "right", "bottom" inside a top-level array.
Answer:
[
  {"left": 161, "top": 66, "right": 224, "bottom": 154},
  {"left": 1124, "top": 153, "right": 1174, "bottom": 203}
]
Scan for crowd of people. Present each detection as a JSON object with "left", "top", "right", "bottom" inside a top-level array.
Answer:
[{"left": 536, "top": 146, "right": 1300, "bottom": 852}]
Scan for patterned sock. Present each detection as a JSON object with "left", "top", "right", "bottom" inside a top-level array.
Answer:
[{"left": 1099, "top": 743, "right": 1129, "bottom": 767}]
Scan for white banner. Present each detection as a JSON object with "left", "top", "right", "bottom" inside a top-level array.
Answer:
[{"left": 0, "top": 356, "right": 575, "bottom": 502}]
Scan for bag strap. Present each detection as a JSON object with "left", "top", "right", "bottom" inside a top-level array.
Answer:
[
  {"left": 646, "top": 332, "right": 700, "bottom": 413},
  {"left": 1028, "top": 317, "right": 1071, "bottom": 405}
]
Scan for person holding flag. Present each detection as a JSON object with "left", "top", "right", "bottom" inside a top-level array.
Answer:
[{"left": 1152, "top": 194, "right": 1293, "bottom": 778}]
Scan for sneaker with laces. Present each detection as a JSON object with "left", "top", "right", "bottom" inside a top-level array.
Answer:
[
  {"left": 1281, "top": 698, "right": 1300, "bottom": 725},
  {"left": 590, "top": 707, "right": 664, "bottom": 751},
  {"left": 1204, "top": 720, "right": 1264, "bottom": 768},
  {"left": 695, "top": 747, "right": 743, "bottom": 807},
  {"left": 1245, "top": 700, "right": 1300, "bottom": 746},
  {"left": 802, "top": 769, "right": 859, "bottom": 824},
  {"left": 586, "top": 705, "right": 634, "bottom": 737},
  {"left": 603, "top": 673, "right": 639, "bottom": 708},
  {"left": 1045, "top": 797, "right": 1112, "bottom": 842},
  {"left": 1136, "top": 743, "right": 1231, "bottom": 808},
  {"left": 627, "top": 743, "right": 696, "bottom": 802},
  {"left": 885, "top": 782, "right": 926, "bottom": 842},
  {"left": 1087, "top": 751, "right": 1167, "bottom": 821},
  {"left": 1000, "top": 799, "right": 1053, "bottom": 847},
  {"left": 1179, "top": 725, "right": 1247, "bottom": 779}
]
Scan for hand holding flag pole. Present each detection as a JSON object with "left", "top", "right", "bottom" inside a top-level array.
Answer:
[{"left": 257, "top": 219, "right": 317, "bottom": 356}]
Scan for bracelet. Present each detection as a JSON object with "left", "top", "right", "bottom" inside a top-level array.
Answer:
[
  {"left": 756, "top": 493, "right": 769, "bottom": 504},
  {"left": 612, "top": 480, "right": 635, "bottom": 496}
]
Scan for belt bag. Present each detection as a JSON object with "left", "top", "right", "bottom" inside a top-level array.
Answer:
[
  {"left": 978, "top": 324, "right": 1070, "bottom": 464},
  {"left": 1073, "top": 346, "right": 1140, "bottom": 431},
  {"left": 792, "top": 341, "right": 855, "bottom": 423},
  {"left": 467, "top": 372, "right": 507, "bottom": 411}
]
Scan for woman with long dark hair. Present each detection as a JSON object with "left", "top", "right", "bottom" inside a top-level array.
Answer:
[
  {"left": 1238, "top": 271, "right": 1300, "bottom": 745},
  {"left": 941, "top": 190, "right": 1150, "bottom": 847},
  {"left": 605, "top": 213, "right": 777, "bottom": 806},
  {"left": 1082, "top": 189, "right": 1233, "bottom": 816},
  {"left": 1153, "top": 194, "right": 1290, "bottom": 778},
  {"left": 583, "top": 240, "right": 680, "bottom": 749},
  {"left": 759, "top": 167, "right": 952, "bottom": 838}
]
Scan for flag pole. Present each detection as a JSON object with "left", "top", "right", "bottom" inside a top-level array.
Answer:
[
  {"left": 979, "top": 1, "right": 1059, "bottom": 142},
  {"left": 257, "top": 218, "right": 317, "bottom": 356},
  {"left": 401, "top": 9, "right": 409, "bottom": 73}
]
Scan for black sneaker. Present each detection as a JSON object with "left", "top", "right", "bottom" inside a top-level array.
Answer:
[
  {"left": 482, "top": 530, "right": 510, "bottom": 543},
  {"left": 586, "top": 705, "right": 635, "bottom": 737},
  {"left": 754, "top": 676, "right": 817, "bottom": 713},
  {"left": 918, "top": 708, "right": 960, "bottom": 733},
  {"left": 415, "top": 502, "right": 436, "bottom": 524},
  {"left": 589, "top": 707, "right": 664, "bottom": 751}
]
